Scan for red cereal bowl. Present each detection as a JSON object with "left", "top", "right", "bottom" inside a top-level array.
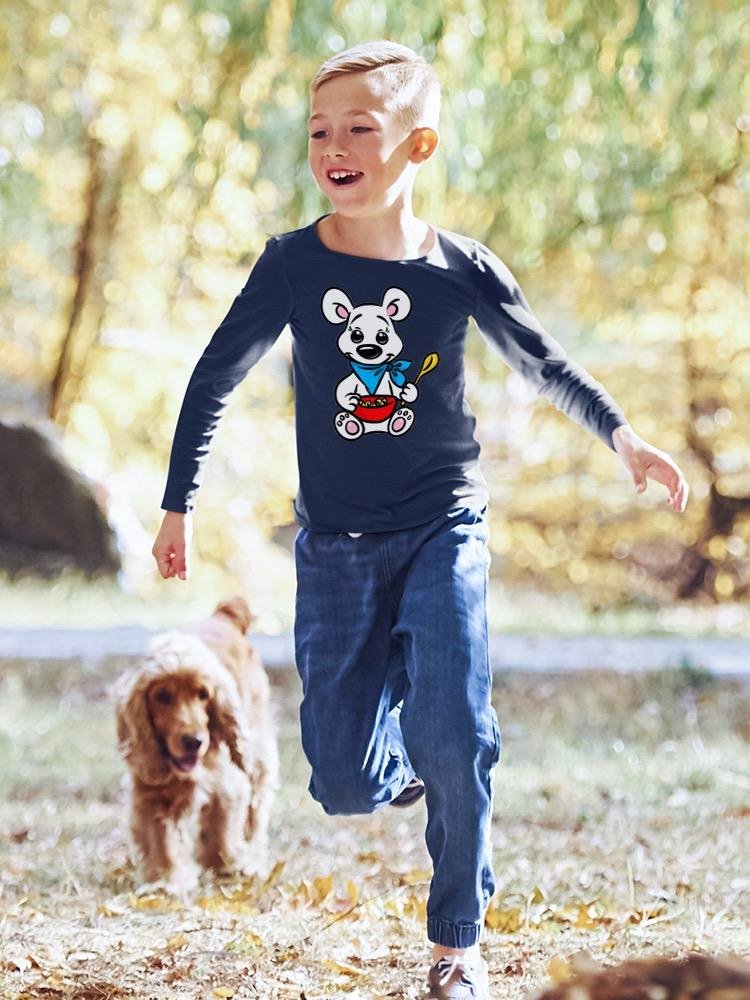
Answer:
[{"left": 353, "top": 394, "right": 397, "bottom": 423}]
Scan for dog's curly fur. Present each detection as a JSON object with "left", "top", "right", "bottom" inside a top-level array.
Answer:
[
  {"left": 114, "top": 596, "right": 278, "bottom": 894},
  {"left": 531, "top": 951, "right": 750, "bottom": 999}
]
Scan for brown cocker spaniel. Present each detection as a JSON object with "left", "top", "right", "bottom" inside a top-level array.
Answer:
[{"left": 114, "top": 596, "right": 278, "bottom": 894}]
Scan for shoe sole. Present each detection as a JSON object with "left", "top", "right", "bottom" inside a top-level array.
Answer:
[{"left": 390, "top": 778, "right": 425, "bottom": 808}]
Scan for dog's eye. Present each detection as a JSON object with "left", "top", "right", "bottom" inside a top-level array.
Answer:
[
  {"left": 153, "top": 688, "right": 173, "bottom": 705},
  {"left": 197, "top": 687, "right": 210, "bottom": 701}
]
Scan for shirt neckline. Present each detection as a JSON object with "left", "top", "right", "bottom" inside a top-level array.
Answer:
[{"left": 309, "top": 213, "right": 440, "bottom": 263}]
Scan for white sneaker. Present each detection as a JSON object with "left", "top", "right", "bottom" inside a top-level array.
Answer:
[{"left": 427, "top": 953, "right": 489, "bottom": 998}]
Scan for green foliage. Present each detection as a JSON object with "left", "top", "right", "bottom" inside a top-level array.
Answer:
[{"left": 1, "top": 0, "right": 749, "bottom": 613}]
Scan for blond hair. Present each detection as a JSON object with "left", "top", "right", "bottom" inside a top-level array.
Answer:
[{"left": 310, "top": 40, "right": 441, "bottom": 134}]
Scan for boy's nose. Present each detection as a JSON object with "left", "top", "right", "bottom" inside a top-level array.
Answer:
[{"left": 325, "top": 148, "right": 350, "bottom": 161}]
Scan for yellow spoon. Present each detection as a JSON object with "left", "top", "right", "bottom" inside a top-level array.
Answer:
[{"left": 414, "top": 352, "right": 440, "bottom": 383}]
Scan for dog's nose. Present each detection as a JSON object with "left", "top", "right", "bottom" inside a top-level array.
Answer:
[{"left": 181, "top": 735, "right": 203, "bottom": 752}]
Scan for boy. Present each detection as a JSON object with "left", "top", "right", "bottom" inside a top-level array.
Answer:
[{"left": 153, "top": 40, "right": 688, "bottom": 999}]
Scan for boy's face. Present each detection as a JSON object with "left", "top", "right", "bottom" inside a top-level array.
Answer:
[{"left": 308, "top": 69, "right": 437, "bottom": 215}]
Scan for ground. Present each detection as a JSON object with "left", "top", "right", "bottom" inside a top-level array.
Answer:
[{"left": 1, "top": 656, "right": 749, "bottom": 999}]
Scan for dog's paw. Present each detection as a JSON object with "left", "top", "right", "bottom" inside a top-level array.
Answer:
[
  {"left": 135, "top": 866, "right": 200, "bottom": 900},
  {"left": 243, "top": 850, "right": 272, "bottom": 881},
  {"left": 133, "top": 878, "right": 173, "bottom": 898},
  {"left": 218, "top": 845, "right": 269, "bottom": 881}
]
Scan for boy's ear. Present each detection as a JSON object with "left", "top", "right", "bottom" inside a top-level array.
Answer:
[{"left": 411, "top": 127, "right": 439, "bottom": 162}]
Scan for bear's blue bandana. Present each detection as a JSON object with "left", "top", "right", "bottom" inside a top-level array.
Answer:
[{"left": 350, "top": 358, "right": 412, "bottom": 395}]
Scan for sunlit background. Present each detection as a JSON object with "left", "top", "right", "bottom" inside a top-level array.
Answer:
[
  {"left": 2, "top": 6, "right": 750, "bottom": 995},
  {"left": 2, "top": 0, "right": 749, "bottom": 636}
]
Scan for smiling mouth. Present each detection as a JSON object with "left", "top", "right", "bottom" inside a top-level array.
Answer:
[
  {"left": 168, "top": 752, "right": 200, "bottom": 772},
  {"left": 327, "top": 170, "right": 364, "bottom": 186}
]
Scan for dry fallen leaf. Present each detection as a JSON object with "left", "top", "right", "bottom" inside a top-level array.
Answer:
[
  {"left": 322, "top": 958, "right": 365, "bottom": 978},
  {"left": 98, "top": 898, "right": 130, "bottom": 917},
  {"left": 484, "top": 902, "right": 524, "bottom": 932},
  {"left": 225, "top": 930, "right": 265, "bottom": 954},
  {"left": 129, "top": 892, "right": 181, "bottom": 912},
  {"left": 397, "top": 867, "right": 432, "bottom": 886},
  {"left": 547, "top": 955, "right": 574, "bottom": 984}
]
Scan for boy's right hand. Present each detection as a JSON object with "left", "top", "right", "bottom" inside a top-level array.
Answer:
[{"left": 152, "top": 510, "right": 193, "bottom": 580}]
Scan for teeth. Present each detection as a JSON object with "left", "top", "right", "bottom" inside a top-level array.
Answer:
[{"left": 329, "top": 170, "right": 361, "bottom": 179}]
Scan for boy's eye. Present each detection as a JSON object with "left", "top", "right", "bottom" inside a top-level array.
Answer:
[{"left": 309, "top": 127, "right": 371, "bottom": 139}]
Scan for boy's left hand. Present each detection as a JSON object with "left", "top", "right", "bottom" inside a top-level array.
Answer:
[{"left": 612, "top": 425, "right": 689, "bottom": 513}]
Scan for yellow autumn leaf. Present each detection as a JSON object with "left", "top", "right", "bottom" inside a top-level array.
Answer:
[
  {"left": 322, "top": 959, "right": 365, "bottom": 978},
  {"left": 574, "top": 903, "right": 598, "bottom": 928},
  {"left": 212, "top": 988, "right": 235, "bottom": 998},
  {"left": 528, "top": 885, "right": 546, "bottom": 904},
  {"left": 259, "top": 859, "right": 285, "bottom": 895},
  {"left": 198, "top": 891, "right": 258, "bottom": 915},
  {"left": 346, "top": 878, "right": 359, "bottom": 905},
  {"left": 628, "top": 905, "right": 667, "bottom": 924},
  {"left": 224, "top": 930, "right": 265, "bottom": 954},
  {"left": 484, "top": 903, "right": 523, "bottom": 932},
  {"left": 547, "top": 955, "right": 573, "bottom": 984},
  {"left": 312, "top": 873, "right": 334, "bottom": 904},
  {"left": 129, "top": 892, "right": 181, "bottom": 912},
  {"left": 355, "top": 851, "right": 380, "bottom": 863},
  {"left": 98, "top": 899, "right": 129, "bottom": 917},
  {"left": 402, "top": 892, "right": 427, "bottom": 922},
  {"left": 166, "top": 934, "right": 188, "bottom": 951},
  {"left": 398, "top": 867, "right": 432, "bottom": 886}
]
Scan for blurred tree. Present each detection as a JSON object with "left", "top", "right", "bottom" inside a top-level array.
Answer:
[{"left": 0, "top": 0, "right": 748, "bottom": 616}]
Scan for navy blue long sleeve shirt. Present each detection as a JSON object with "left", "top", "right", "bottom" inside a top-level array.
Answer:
[{"left": 161, "top": 213, "right": 628, "bottom": 532}]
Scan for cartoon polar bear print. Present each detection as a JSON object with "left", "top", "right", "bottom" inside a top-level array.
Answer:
[{"left": 323, "top": 286, "right": 419, "bottom": 440}]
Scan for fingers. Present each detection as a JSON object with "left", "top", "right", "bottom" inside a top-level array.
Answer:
[
  {"left": 153, "top": 545, "right": 174, "bottom": 579},
  {"left": 669, "top": 474, "right": 689, "bottom": 513},
  {"left": 635, "top": 466, "right": 688, "bottom": 512},
  {"left": 152, "top": 541, "right": 189, "bottom": 580}
]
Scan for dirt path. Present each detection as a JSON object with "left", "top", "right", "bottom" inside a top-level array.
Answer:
[{"left": 0, "top": 627, "right": 748, "bottom": 676}]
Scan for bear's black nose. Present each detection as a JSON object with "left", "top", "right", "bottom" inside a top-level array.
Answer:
[{"left": 357, "top": 344, "right": 382, "bottom": 359}]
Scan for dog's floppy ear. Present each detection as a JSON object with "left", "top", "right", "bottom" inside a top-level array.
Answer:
[
  {"left": 214, "top": 595, "right": 255, "bottom": 635},
  {"left": 209, "top": 669, "right": 254, "bottom": 774},
  {"left": 114, "top": 667, "right": 171, "bottom": 786}
]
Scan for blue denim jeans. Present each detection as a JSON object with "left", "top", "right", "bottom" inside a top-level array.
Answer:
[{"left": 293, "top": 505, "right": 502, "bottom": 948}]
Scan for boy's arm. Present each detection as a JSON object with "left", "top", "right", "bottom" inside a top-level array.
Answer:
[
  {"left": 470, "top": 240, "right": 688, "bottom": 511},
  {"left": 471, "top": 239, "right": 628, "bottom": 452},
  {"left": 160, "top": 237, "right": 293, "bottom": 515}
]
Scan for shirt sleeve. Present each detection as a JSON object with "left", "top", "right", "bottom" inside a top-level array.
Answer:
[
  {"left": 160, "top": 236, "right": 294, "bottom": 513},
  {"left": 470, "top": 239, "right": 628, "bottom": 452}
]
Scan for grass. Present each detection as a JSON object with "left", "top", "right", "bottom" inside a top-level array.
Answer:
[
  {"left": 2, "top": 570, "right": 750, "bottom": 639},
  {"left": 1, "top": 656, "right": 749, "bottom": 999}
]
